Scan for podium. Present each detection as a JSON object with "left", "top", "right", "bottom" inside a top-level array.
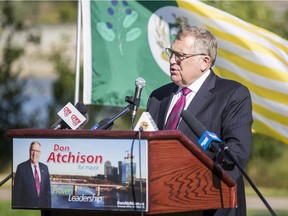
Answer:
[{"left": 8, "top": 129, "right": 237, "bottom": 216}]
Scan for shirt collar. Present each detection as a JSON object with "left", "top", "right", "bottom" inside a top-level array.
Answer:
[
  {"left": 31, "top": 161, "right": 40, "bottom": 168},
  {"left": 187, "top": 69, "right": 210, "bottom": 93}
]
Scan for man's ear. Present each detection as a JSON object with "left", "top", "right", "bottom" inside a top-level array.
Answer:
[{"left": 201, "top": 55, "right": 211, "bottom": 72}]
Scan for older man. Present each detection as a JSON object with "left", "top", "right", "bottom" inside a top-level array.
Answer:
[
  {"left": 13, "top": 140, "right": 51, "bottom": 208},
  {"left": 147, "top": 25, "right": 253, "bottom": 216}
]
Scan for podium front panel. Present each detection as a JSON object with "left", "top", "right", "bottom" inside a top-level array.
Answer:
[{"left": 12, "top": 137, "right": 148, "bottom": 212}]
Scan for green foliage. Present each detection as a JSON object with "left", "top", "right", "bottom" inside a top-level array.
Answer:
[
  {"left": 46, "top": 41, "right": 75, "bottom": 127},
  {"left": 248, "top": 209, "right": 288, "bottom": 216},
  {"left": 250, "top": 134, "right": 283, "bottom": 161},
  {"left": 3, "top": 1, "right": 77, "bottom": 25},
  {"left": 246, "top": 134, "right": 288, "bottom": 188},
  {"left": 0, "top": 1, "right": 40, "bottom": 172},
  {"left": 0, "top": 201, "right": 40, "bottom": 216},
  {"left": 49, "top": 50, "right": 75, "bottom": 103}
]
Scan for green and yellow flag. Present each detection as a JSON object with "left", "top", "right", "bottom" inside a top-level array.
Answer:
[{"left": 82, "top": 0, "right": 288, "bottom": 144}]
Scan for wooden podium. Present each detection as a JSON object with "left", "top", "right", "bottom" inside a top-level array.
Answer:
[{"left": 8, "top": 129, "right": 237, "bottom": 216}]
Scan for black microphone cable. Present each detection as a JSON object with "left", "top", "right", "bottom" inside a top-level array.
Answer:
[
  {"left": 220, "top": 143, "right": 277, "bottom": 216},
  {"left": 130, "top": 130, "right": 145, "bottom": 215},
  {"left": 138, "top": 127, "right": 144, "bottom": 216}
]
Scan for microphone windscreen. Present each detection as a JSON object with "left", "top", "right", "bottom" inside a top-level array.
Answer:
[
  {"left": 75, "top": 101, "right": 88, "bottom": 115},
  {"left": 135, "top": 77, "right": 146, "bottom": 88},
  {"left": 181, "top": 110, "right": 206, "bottom": 138}
]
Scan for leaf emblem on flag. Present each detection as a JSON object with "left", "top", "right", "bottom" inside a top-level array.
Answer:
[
  {"left": 96, "top": 22, "right": 115, "bottom": 42},
  {"left": 95, "top": 0, "right": 141, "bottom": 55},
  {"left": 148, "top": 7, "right": 190, "bottom": 75}
]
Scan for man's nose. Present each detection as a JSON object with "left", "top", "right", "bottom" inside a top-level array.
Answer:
[{"left": 169, "top": 54, "right": 177, "bottom": 64}]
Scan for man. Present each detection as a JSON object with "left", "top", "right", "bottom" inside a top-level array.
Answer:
[
  {"left": 147, "top": 25, "right": 253, "bottom": 216},
  {"left": 13, "top": 140, "right": 51, "bottom": 208}
]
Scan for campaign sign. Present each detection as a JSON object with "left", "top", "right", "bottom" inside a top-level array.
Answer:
[{"left": 12, "top": 138, "right": 148, "bottom": 211}]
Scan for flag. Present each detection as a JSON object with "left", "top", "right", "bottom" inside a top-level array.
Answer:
[
  {"left": 82, "top": 0, "right": 288, "bottom": 144},
  {"left": 82, "top": 0, "right": 171, "bottom": 108}
]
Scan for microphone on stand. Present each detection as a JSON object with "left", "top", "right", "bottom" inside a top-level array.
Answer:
[
  {"left": 131, "top": 77, "right": 146, "bottom": 123},
  {"left": 91, "top": 78, "right": 146, "bottom": 130},
  {"left": 181, "top": 110, "right": 234, "bottom": 170},
  {"left": 51, "top": 101, "right": 88, "bottom": 130},
  {"left": 90, "top": 118, "right": 114, "bottom": 131}
]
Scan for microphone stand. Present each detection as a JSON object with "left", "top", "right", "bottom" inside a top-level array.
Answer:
[
  {"left": 220, "top": 143, "right": 277, "bottom": 216},
  {"left": 96, "top": 95, "right": 136, "bottom": 130},
  {"left": 0, "top": 172, "right": 12, "bottom": 187}
]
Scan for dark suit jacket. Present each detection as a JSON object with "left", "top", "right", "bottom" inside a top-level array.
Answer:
[
  {"left": 13, "top": 160, "right": 51, "bottom": 208},
  {"left": 147, "top": 71, "right": 253, "bottom": 216}
]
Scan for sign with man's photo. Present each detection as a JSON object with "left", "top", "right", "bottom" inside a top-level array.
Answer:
[{"left": 12, "top": 138, "right": 148, "bottom": 211}]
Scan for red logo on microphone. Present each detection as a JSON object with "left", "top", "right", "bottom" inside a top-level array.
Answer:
[
  {"left": 63, "top": 107, "right": 72, "bottom": 117},
  {"left": 71, "top": 114, "right": 81, "bottom": 126}
]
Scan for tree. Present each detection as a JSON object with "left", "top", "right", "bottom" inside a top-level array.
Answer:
[{"left": 0, "top": 1, "right": 41, "bottom": 171}]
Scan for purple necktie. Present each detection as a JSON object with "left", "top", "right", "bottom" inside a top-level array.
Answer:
[
  {"left": 165, "top": 88, "right": 191, "bottom": 130},
  {"left": 34, "top": 165, "right": 40, "bottom": 196}
]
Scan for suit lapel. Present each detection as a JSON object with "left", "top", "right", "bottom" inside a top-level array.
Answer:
[
  {"left": 26, "top": 160, "right": 39, "bottom": 196},
  {"left": 187, "top": 71, "right": 216, "bottom": 115},
  {"left": 179, "top": 71, "right": 216, "bottom": 134}
]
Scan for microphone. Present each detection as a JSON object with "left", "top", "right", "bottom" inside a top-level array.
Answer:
[
  {"left": 51, "top": 102, "right": 88, "bottom": 130},
  {"left": 133, "top": 112, "right": 158, "bottom": 131},
  {"left": 131, "top": 77, "right": 146, "bottom": 123},
  {"left": 90, "top": 118, "right": 114, "bottom": 131},
  {"left": 74, "top": 102, "right": 89, "bottom": 129},
  {"left": 79, "top": 112, "right": 89, "bottom": 130},
  {"left": 181, "top": 110, "right": 234, "bottom": 170}
]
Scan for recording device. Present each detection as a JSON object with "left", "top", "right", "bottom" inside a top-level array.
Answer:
[
  {"left": 131, "top": 77, "right": 146, "bottom": 123},
  {"left": 51, "top": 101, "right": 88, "bottom": 130},
  {"left": 181, "top": 110, "right": 234, "bottom": 170}
]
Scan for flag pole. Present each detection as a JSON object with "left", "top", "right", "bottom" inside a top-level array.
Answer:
[{"left": 74, "top": 0, "right": 82, "bottom": 104}]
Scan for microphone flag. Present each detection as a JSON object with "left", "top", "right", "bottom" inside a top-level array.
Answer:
[
  {"left": 198, "top": 131, "right": 222, "bottom": 150},
  {"left": 57, "top": 102, "right": 87, "bottom": 130},
  {"left": 133, "top": 112, "right": 158, "bottom": 132}
]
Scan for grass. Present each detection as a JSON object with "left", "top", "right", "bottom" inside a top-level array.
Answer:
[
  {"left": 0, "top": 201, "right": 40, "bottom": 216},
  {"left": 1, "top": 184, "right": 287, "bottom": 216},
  {"left": 1, "top": 173, "right": 288, "bottom": 216},
  {"left": 245, "top": 185, "right": 288, "bottom": 197},
  {"left": 1, "top": 200, "right": 288, "bottom": 216},
  {"left": 248, "top": 209, "right": 288, "bottom": 216}
]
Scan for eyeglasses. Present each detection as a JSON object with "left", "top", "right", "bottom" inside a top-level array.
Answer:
[
  {"left": 30, "top": 149, "right": 41, "bottom": 153},
  {"left": 165, "top": 48, "right": 206, "bottom": 61}
]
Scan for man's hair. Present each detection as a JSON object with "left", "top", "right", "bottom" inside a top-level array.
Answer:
[
  {"left": 30, "top": 140, "right": 41, "bottom": 150},
  {"left": 176, "top": 25, "right": 217, "bottom": 67}
]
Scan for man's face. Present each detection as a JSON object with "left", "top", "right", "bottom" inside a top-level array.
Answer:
[
  {"left": 30, "top": 143, "right": 41, "bottom": 164},
  {"left": 169, "top": 37, "right": 209, "bottom": 87}
]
